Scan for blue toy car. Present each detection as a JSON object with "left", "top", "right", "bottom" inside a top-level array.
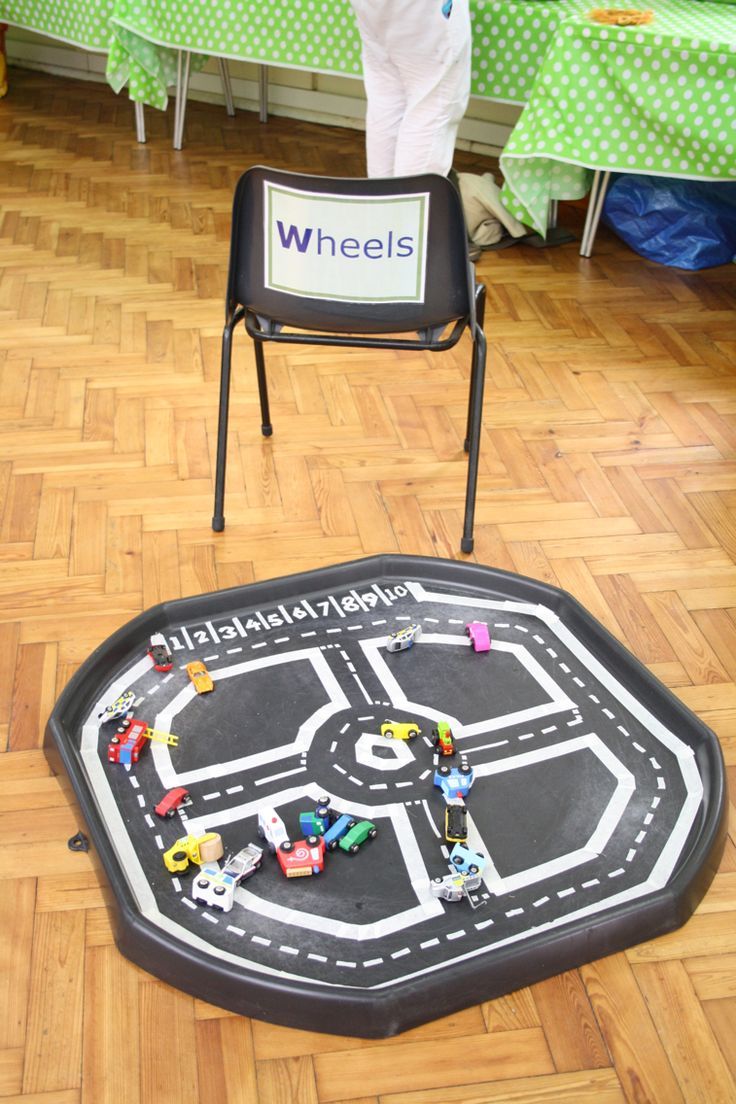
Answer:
[
  {"left": 322, "top": 813, "right": 355, "bottom": 851},
  {"left": 449, "top": 842, "right": 485, "bottom": 875},
  {"left": 434, "top": 762, "right": 475, "bottom": 799}
]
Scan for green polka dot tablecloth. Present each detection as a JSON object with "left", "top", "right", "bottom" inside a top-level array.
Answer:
[
  {"left": 499, "top": 0, "right": 736, "bottom": 234},
  {"left": 0, "top": 0, "right": 114, "bottom": 51},
  {"left": 104, "top": 0, "right": 596, "bottom": 110}
]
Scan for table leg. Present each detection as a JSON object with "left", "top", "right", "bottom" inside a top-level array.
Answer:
[
  {"left": 134, "top": 101, "right": 146, "bottom": 144},
  {"left": 218, "top": 58, "right": 236, "bottom": 117},
  {"left": 174, "top": 50, "right": 192, "bottom": 150},
  {"left": 580, "top": 170, "right": 611, "bottom": 258},
  {"left": 548, "top": 199, "right": 558, "bottom": 229},
  {"left": 580, "top": 171, "right": 601, "bottom": 256},
  {"left": 259, "top": 64, "right": 268, "bottom": 123}
]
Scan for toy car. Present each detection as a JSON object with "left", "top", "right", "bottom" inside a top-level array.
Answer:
[
  {"left": 322, "top": 813, "right": 355, "bottom": 851},
  {"left": 299, "top": 810, "right": 329, "bottom": 837},
  {"left": 148, "top": 632, "right": 173, "bottom": 672},
  {"left": 154, "top": 786, "right": 192, "bottom": 818},
  {"left": 380, "top": 720, "right": 421, "bottom": 740},
  {"left": 431, "top": 869, "right": 482, "bottom": 902},
  {"left": 449, "top": 841, "right": 485, "bottom": 875},
  {"left": 444, "top": 801, "right": 468, "bottom": 843},
  {"left": 186, "top": 660, "right": 213, "bottom": 693},
  {"left": 192, "top": 843, "right": 263, "bottom": 912},
  {"left": 315, "top": 796, "right": 335, "bottom": 825},
  {"left": 386, "top": 623, "right": 422, "bottom": 653},
  {"left": 98, "top": 689, "right": 135, "bottom": 722},
  {"left": 257, "top": 807, "right": 290, "bottom": 853},
  {"left": 434, "top": 761, "right": 475, "bottom": 799},
  {"left": 466, "top": 621, "right": 491, "bottom": 652},
  {"left": 433, "top": 720, "right": 456, "bottom": 756},
  {"left": 163, "top": 831, "right": 223, "bottom": 874},
  {"left": 339, "top": 820, "right": 377, "bottom": 854},
  {"left": 277, "top": 836, "right": 325, "bottom": 878},
  {"left": 107, "top": 717, "right": 148, "bottom": 764}
]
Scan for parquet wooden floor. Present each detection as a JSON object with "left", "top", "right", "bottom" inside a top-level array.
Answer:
[{"left": 0, "top": 68, "right": 734, "bottom": 1104}]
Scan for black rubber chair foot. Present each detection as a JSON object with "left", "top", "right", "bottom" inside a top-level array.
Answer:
[
  {"left": 212, "top": 516, "right": 225, "bottom": 532},
  {"left": 461, "top": 537, "right": 474, "bottom": 554},
  {"left": 261, "top": 425, "right": 273, "bottom": 437}
]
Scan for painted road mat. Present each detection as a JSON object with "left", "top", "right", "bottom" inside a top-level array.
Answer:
[{"left": 46, "top": 555, "right": 727, "bottom": 1036}]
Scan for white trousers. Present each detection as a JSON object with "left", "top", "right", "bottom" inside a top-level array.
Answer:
[{"left": 349, "top": 0, "right": 472, "bottom": 178}]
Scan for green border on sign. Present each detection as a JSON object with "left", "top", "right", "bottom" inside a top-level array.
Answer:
[{"left": 265, "top": 183, "right": 428, "bottom": 303}]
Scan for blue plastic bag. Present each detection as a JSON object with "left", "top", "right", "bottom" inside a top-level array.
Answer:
[{"left": 601, "top": 175, "right": 736, "bottom": 270}]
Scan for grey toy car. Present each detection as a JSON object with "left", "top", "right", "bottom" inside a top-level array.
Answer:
[{"left": 430, "top": 869, "right": 482, "bottom": 903}]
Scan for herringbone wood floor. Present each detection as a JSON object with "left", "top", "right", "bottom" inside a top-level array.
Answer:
[{"left": 0, "top": 68, "right": 735, "bottom": 1104}]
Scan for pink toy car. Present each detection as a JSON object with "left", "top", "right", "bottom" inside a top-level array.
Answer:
[{"left": 465, "top": 621, "right": 491, "bottom": 652}]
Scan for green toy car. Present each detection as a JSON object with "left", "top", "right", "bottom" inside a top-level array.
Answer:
[{"left": 339, "top": 819, "right": 378, "bottom": 854}]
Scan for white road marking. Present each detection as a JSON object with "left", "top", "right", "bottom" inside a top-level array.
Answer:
[
  {"left": 352, "top": 674, "right": 373, "bottom": 703},
  {"left": 255, "top": 766, "right": 308, "bottom": 786}
]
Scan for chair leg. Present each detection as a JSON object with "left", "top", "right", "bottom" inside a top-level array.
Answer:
[
  {"left": 461, "top": 319, "right": 487, "bottom": 554},
  {"left": 254, "top": 339, "right": 273, "bottom": 436},
  {"left": 464, "top": 282, "right": 486, "bottom": 452},
  {"left": 212, "top": 320, "right": 237, "bottom": 532}
]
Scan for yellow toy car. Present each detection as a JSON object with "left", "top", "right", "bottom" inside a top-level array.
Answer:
[
  {"left": 163, "top": 832, "right": 223, "bottom": 873},
  {"left": 186, "top": 660, "right": 214, "bottom": 694},
  {"left": 380, "top": 720, "right": 421, "bottom": 740}
]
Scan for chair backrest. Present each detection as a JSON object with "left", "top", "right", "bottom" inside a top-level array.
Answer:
[{"left": 226, "top": 166, "right": 472, "bottom": 336}]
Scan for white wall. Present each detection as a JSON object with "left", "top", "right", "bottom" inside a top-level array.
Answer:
[{"left": 4, "top": 27, "right": 521, "bottom": 157}]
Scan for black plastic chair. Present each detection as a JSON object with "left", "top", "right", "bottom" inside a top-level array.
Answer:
[{"left": 212, "top": 166, "right": 487, "bottom": 553}]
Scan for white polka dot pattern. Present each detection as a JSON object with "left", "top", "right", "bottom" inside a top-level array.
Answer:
[{"left": 499, "top": 0, "right": 736, "bottom": 234}]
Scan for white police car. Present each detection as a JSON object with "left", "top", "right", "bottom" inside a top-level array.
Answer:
[{"left": 192, "top": 843, "right": 263, "bottom": 913}]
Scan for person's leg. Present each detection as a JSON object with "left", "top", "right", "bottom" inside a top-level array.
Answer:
[
  {"left": 350, "top": 1, "right": 406, "bottom": 177},
  {"left": 360, "top": 36, "right": 407, "bottom": 178},
  {"left": 392, "top": 2, "right": 471, "bottom": 176}
]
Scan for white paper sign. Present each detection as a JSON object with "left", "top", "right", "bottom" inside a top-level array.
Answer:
[{"left": 264, "top": 182, "right": 429, "bottom": 303}]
